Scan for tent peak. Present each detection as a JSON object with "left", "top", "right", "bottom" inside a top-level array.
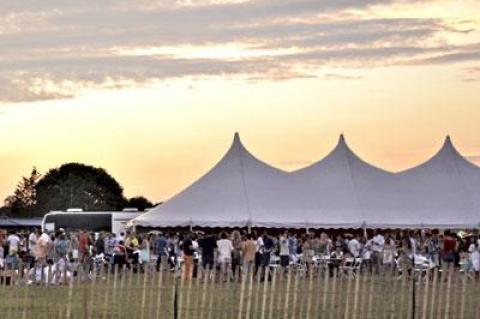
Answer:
[
  {"left": 440, "top": 134, "right": 456, "bottom": 153},
  {"left": 336, "top": 133, "right": 348, "bottom": 149},
  {"left": 232, "top": 132, "right": 243, "bottom": 148},
  {"left": 445, "top": 134, "right": 452, "bottom": 144},
  {"left": 428, "top": 134, "right": 477, "bottom": 168}
]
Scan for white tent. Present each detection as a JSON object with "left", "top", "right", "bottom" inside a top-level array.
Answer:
[
  {"left": 285, "top": 134, "right": 396, "bottom": 229},
  {"left": 390, "top": 136, "right": 480, "bottom": 229},
  {"left": 131, "top": 134, "right": 480, "bottom": 229},
  {"left": 132, "top": 133, "right": 290, "bottom": 228}
]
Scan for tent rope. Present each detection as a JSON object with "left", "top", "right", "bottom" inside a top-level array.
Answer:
[
  {"left": 343, "top": 139, "right": 367, "bottom": 229},
  {"left": 237, "top": 136, "right": 253, "bottom": 227}
]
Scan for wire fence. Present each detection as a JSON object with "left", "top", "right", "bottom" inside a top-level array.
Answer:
[{"left": 1, "top": 261, "right": 479, "bottom": 319}]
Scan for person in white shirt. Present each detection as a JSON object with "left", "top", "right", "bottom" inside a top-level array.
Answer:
[
  {"left": 216, "top": 232, "right": 234, "bottom": 281},
  {"left": 254, "top": 232, "right": 265, "bottom": 275},
  {"left": 279, "top": 231, "right": 290, "bottom": 268},
  {"left": 36, "top": 231, "right": 51, "bottom": 265},
  {"left": 256, "top": 235, "right": 264, "bottom": 253},
  {"left": 28, "top": 230, "right": 39, "bottom": 268},
  {"left": 371, "top": 231, "right": 385, "bottom": 274},
  {"left": 362, "top": 238, "right": 373, "bottom": 271},
  {"left": 348, "top": 235, "right": 362, "bottom": 258},
  {"left": 468, "top": 238, "right": 480, "bottom": 273},
  {"left": 383, "top": 235, "right": 397, "bottom": 268},
  {"left": 7, "top": 232, "right": 21, "bottom": 255},
  {"left": 29, "top": 231, "right": 38, "bottom": 254}
]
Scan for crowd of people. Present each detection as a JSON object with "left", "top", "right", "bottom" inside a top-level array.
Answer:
[{"left": 1, "top": 227, "right": 479, "bottom": 284}]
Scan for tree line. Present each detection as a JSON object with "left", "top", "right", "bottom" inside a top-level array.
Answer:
[{"left": 1, "top": 163, "right": 156, "bottom": 217}]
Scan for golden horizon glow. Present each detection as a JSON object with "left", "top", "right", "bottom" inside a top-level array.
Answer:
[{"left": 0, "top": 0, "right": 480, "bottom": 205}]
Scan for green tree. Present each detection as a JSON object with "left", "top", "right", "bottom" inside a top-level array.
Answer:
[
  {"left": 4, "top": 167, "right": 42, "bottom": 216},
  {"left": 126, "top": 196, "right": 154, "bottom": 211},
  {"left": 35, "top": 163, "right": 127, "bottom": 214}
]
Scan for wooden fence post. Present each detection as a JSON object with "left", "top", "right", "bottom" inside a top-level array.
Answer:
[
  {"left": 321, "top": 266, "right": 329, "bottom": 315},
  {"left": 260, "top": 267, "right": 269, "bottom": 319},
  {"left": 312, "top": 265, "right": 322, "bottom": 318},
  {"left": 155, "top": 263, "right": 165, "bottom": 318},
  {"left": 283, "top": 266, "right": 292, "bottom": 319},
  {"left": 398, "top": 271, "right": 407, "bottom": 319},
  {"left": 291, "top": 267, "right": 300, "bottom": 319},
  {"left": 252, "top": 266, "right": 262, "bottom": 319},
  {"left": 429, "top": 268, "right": 438, "bottom": 319},
  {"left": 65, "top": 265, "right": 75, "bottom": 319},
  {"left": 21, "top": 262, "right": 30, "bottom": 319},
  {"left": 225, "top": 265, "right": 233, "bottom": 319},
  {"left": 457, "top": 270, "right": 466, "bottom": 319},
  {"left": 238, "top": 265, "right": 247, "bottom": 319},
  {"left": 343, "top": 270, "right": 353, "bottom": 319},
  {"left": 139, "top": 265, "right": 148, "bottom": 319},
  {"left": 200, "top": 266, "right": 210, "bottom": 319},
  {"left": 188, "top": 268, "right": 196, "bottom": 319},
  {"left": 444, "top": 268, "right": 452, "bottom": 319},
  {"left": 389, "top": 269, "right": 398, "bottom": 319},
  {"left": 359, "top": 271, "right": 367, "bottom": 319},
  {"left": 194, "top": 264, "right": 203, "bottom": 318},
  {"left": 268, "top": 267, "right": 277, "bottom": 319},
  {"left": 101, "top": 263, "right": 111, "bottom": 319},
  {"left": 352, "top": 269, "right": 361, "bottom": 319},
  {"left": 420, "top": 269, "right": 429, "bottom": 319},
  {"left": 245, "top": 265, "right": 254, "bottom": 319},
  {"left": 437, "top": 268, "right": 445, "bottom": 317},
  {"left": 45, "top": 264, "right": 52, "bottom": 318},
  {"left": 306, "top": 267, "right": 314, "bottom": 319},
  {"left": 146, "top": 264, "right": 156, "bottom": 318},
  {"left": 331, "top": 268, "right": 338, "bottom": 318},
  {"left": 206, "top": 267, "right": 216, "bottom": 319}
]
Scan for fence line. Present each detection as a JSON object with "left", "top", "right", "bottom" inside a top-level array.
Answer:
[{"left": 1, "top": 261, "right": 480, "bottom": 319}]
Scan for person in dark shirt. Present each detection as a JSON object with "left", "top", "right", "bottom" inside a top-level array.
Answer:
[
  {"left": 155, "top": 233, "right": 168, "bottom": 271},
  {"left": 199, "top": 234, "right": 217, "bottom": 269},
  {"left": 94, "top": 232, "right": 105, "bottom": 256},
  {"left": 263, "top": 232, "right": 274, "bottom": 267},
  {"left": 199, "top": 234, "right": 217, "bottom": 270}
]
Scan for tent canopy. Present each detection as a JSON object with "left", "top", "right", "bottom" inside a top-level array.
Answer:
[{"left": 131, "top": 134, "right": 480, "bottom": 229}]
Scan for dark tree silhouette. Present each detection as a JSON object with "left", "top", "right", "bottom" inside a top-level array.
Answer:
[
  {"left": 4, "top": 167, "right": 42, "bottom": 216},
  {"left": 126, "top": 196, "right": 154, "bottom": 211},
  {"left": 35, "top": 163, "right": 127, "bottom": 213}
]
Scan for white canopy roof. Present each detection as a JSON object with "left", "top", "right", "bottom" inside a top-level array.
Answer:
[
  {"left": 131, "top": 134, "right": 480, "bottom": 229},
  {"left": 132, "top": 133, "right": 290, "bottom": 228}
]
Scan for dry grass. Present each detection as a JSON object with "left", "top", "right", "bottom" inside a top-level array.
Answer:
[{"left": 0, "top": 265, "right": 479, "bottom": 319}]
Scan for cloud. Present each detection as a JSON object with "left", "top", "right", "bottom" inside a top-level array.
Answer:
[
  {"left": 406, "top": 44, "right": 480, "bottom": 65},
  {"left": 0, "top": 0, "right": 479, "bottom": 103},
  {"left": 323, "top": 73, "right": 364, "bottom": 80},
  {"left": 460, "top": 66, "right": 480, "bottom": 82}
]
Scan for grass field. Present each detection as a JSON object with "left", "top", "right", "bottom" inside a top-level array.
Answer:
[{"left": 1, "top": 265, "right": 479, "bottom": 319}]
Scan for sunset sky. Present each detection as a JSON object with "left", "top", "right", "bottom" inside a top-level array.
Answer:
[{"left": 0, "top": 0, "right": 479, "bottom": 205}]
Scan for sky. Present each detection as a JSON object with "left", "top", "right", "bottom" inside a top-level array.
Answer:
[{"left": 0, "top": 0, "right": 480, "bottom": 205}]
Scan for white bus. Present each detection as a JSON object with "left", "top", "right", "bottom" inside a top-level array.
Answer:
[{"left": 41, "top": 208, "right": 142, "bottom": 234}]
